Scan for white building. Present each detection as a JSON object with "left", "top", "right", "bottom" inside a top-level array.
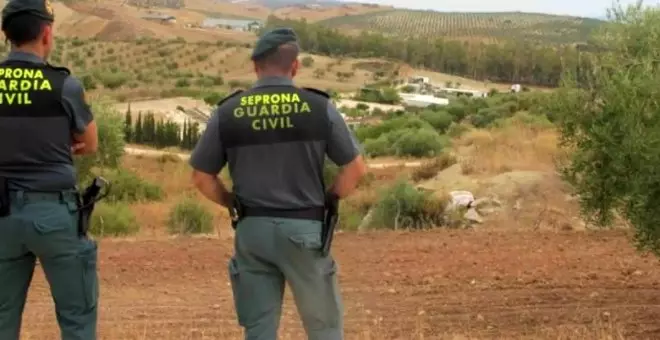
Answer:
[
  {"left": 200, "top": 18, "right": 263, "bottom": 31},
  {"left": 399, "top": 93, "right": 449, "bottom": 108},
  {"left": 437, "top": 87, "right": 487, "bottom": 98}
]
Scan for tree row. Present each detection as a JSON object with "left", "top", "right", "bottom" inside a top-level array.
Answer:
[
  {"left": 123, "top": 110, "right": 201, "bottom": 150},
  {"left": 263, "top": 16, "right": 594, "bottom": 87}
]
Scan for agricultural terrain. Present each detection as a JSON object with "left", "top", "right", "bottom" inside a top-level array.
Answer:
[
  {"left": 0, "top": 35, "right": 516, "bottom": 123},
  {"left": 27, "top": 0, "right": 602, "bottom": 45},
  {"left": 2, "top": 1, "right": 658, "bottom": 339},
  {"left": 319, "top": 10, "right": 603, "bottom": 43},
  {"left": 18, "top": 112, "right": 660, "bottom": 339}
]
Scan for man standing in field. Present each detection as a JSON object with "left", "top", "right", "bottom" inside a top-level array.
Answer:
[
  {"left": 190, "top": 28, "right": 367, "bottom": 339},
  {"left": 0, "top": 0, "right": 99, "bottom": 339}
]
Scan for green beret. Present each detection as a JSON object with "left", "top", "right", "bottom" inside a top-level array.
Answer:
[
  {"left": 251, "top": 27, "right": 299, "bottom": 61},
  {"left": 1, "top": 0, "right": 55, "bottom": 29}
]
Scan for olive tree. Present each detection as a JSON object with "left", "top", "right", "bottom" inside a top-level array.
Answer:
[{"left": 550, "top": 2, "right": 660, "bottom": 255}]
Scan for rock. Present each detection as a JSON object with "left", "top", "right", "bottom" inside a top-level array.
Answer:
[
  {"left": 473, "top": 197, "right": 502, "bottom": 208},
  {"left": 358, "top": 208, "right": 375, "bottom": 232},
  {"left": 464, "top": 208, "right": 483, "bottom": 223},
  {"left": 449, "top": 190, "right": 475, "bottom": 208},
  {"left": 472, "top": 197, "right": 503, "bottom": 216}
]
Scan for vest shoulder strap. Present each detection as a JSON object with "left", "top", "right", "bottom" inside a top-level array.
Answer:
[
  {"left": 217, "top": 90, "right": 243, "bottom": 106},
  {"left": 46, "top": 63, "right": 71, "bottom": 75},
  {"left": 301, "top": 87, "right": 330, "bottom": 98}
]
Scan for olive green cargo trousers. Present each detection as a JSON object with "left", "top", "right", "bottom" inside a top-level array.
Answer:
[
  {"left": 0, "top": 191, "right": 99, "bottom": 340},
  {"left": 229, "top": 217, "right": 343, "bottom": 340}
]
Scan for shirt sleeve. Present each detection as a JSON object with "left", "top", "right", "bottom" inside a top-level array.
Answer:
[
  {"left": 61, "top": 76, "right": 93, "bottom": 134},
  {"left": 189, "top": 108, "right": 227, "bottom": 175},
  {"left": 325, "top": 100, "right": 361, "bottom": 166}
]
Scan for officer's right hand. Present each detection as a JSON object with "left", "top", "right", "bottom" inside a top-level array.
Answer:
[{"left": 71, "top": 142, "right": 86, "bottom": 155}]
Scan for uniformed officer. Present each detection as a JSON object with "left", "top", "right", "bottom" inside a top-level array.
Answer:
[
  {"left": 0, "top": 0, "right": 99, "bottom": 339},
  {"left": 190, "top": 28, "right": 367, "bottom": 339}
]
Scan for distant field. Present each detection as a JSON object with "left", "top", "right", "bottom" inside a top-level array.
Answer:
[{"left": 320, "top": 10, "right": 604, "bottom": 44}]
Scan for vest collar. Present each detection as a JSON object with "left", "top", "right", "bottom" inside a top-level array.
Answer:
[
  {"left": 6, "top": 51, "right": 45, "bottom": 64},
  {"left": 253, "top": 76, "right": 294, "bottom": 88}
]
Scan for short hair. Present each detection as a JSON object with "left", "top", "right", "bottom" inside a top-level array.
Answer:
[
  {"left": 2, "top": 14, "right": 49, "bottom": 46},
  {"left": 254, "top": 43, "right": 299, "bottom": 72}
]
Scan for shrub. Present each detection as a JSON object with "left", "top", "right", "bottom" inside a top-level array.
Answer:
[
  {"left": 446, "top": 103, "right": 468, "bottom": 121},
  {"left": 446, "top": 122, "right": 472, "bottom": 138},
  {"left": 167, "top": 197, "right": 214, "bottom": 235},
  {"left": 203, "top": 92, "right": 226, "bottom": 106},
  {"left": 392, "top": 128, "right": 447, "bottom": 157},
  {"left": 370, "top": 179, "right": 446, "bottom": 229},
  {"left": 301, "top": 56, "right": 314, "bottom": 67},
  {"left": 95, "top": 71, "right": 129, "bottom": 89},
  {"left": 175, "top": 78, "right": 190, "bottom": 87},
  {"left": 80, "top": 74, "right": 97, "bottom": 90},
  {"left": 89, "top": 202, "right": 139, "bottom": 237},
  {"left": 411, "top": 153, "right": 458, "bottom": 182},
  {"left": 419, "top": 109, "right": 453, "bottom": 133},
  {"left": 102, "top": 169, "right": 164, "bottom": 203},
  {"left": 323, "top": 160, "right": 340, "bottom": 187},
  {"left": 75, "top": 98, "right": 125, "bottom": 182},
  {"left": 363, "top": 135, "right": 391, "bottom": 157}
]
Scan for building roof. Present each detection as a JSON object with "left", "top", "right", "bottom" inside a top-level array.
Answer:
[
  {"left": 201, "top": 18, "right": 262, "bottom": 28},
  {"left": 142, "top": 14, "right": 175, "bottom": 20}
]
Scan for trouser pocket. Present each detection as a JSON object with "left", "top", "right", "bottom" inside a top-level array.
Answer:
[
  {"left": 228, "top": 257, "right": 248, "bottom": 326},
  {"left": 80, "top": 240, "right": 99, "bottom": 309}
]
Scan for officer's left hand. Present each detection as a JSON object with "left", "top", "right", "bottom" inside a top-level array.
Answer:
[{"left": 71, "top": 142, "right": 86, "bottom": 155}]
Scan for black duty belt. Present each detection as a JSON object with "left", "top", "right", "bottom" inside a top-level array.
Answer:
[
  {"left": 242, "top": 206, "right": 325, "bottom": 222},
  {"left": 9, "top": 190, "right": 78, "bottom": 203}
]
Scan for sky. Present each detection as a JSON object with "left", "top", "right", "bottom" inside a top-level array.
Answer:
[{"left": 345, "top": 0, "right": 660, "bottom": 18}]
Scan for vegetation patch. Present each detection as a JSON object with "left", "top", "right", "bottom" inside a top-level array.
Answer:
[{"left": 167, "top": 197, "right": 214, "bottom": 235}]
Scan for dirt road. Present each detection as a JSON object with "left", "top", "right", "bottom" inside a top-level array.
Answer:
[
  {"left": 20, "top": 229, "right": 660, "bottom": 339},
  {"left": 124, "top": 146, "right": 423, "bottom": 169}
]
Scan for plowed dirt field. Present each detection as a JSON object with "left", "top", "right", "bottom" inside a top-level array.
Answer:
[{"left": 19, "top": 229, "right": 660, "bottom": 340}]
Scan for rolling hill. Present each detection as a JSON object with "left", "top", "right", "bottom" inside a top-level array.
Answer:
[
  {"left": 319, "top": 9, "right": 604, "bottom": 44},
  {"left": 34, "top": 0, "right": 604, "bottom": 46}
]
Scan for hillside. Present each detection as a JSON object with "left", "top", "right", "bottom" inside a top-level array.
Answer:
[
  {"left": 319, "top": 9, "right": 604, "bottom": 44},
  {"left": 1, "top": 35, "right": 510, "bottom": 107},
  {"left": 272, "top": 2, "right": 390, "bottom": 21}
]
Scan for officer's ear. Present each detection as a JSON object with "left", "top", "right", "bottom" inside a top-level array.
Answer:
[
  {"left": 40, "top": 23, "right": 53, "bottom": 46},
  {"left": 291, "top": 58, "right": 299, "bottom": 78}
]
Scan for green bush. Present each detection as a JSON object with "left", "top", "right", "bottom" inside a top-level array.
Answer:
[
  {"left": 370, "top": 179, "right": 446, "bottom": 229},
  {"left": 102, "top": 169, "right": 164, "bottom": 203},
  {"left": 446, "top": 121, "right": 472, "bottom": 138},
  {"left": 75, "top": 98, "right": 125, "bottom": 182},
  {"left": 337, "top": 203, "right": 367, "bottom": 231},
  {"left": 411, "top": 153, "right": 458, "bottom": 182},
  {"left": 90, "top": 202, "right": 139, "bottom": 237},
  {"left": 419, "top": 109, "right": 453, "bottom": 133},
  {"left": 358, "top": 115, "right": 448, "bottom": 157},
  {"left": 323, "top": 160, "right": 340, "bottom": 187},
  {"left": 167, "top": 197, "right": 214, "bottom": 235},
  {"left": 95, "top": 70, "right": 130, "bottom": 89},
  {"left": 445, "top": 103, "right": 468, "bottom": 121},
  {"left": 355, "top": 116, "right": 432, "bottom": 142},
  {"left": 203, "top": 92, "right": 226, "bottom": 106},
  {"left": 301, "top": 56, "right": 314, "bottom": 67},
  {"left": 392, "top": 128, "right": 447, "bottom": 157}
]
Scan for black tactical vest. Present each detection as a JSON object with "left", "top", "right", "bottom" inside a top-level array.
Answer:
[
  {"left": 218, "top": 85, "right": 330, "bottom": 149},
  {"left": 0, "top": 60, "right": 72, "bottom": 187},
  {"left": 216, "top": 85, "right": 333, "bottom": 209}
]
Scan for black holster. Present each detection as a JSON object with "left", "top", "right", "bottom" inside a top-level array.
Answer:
[
  {"left": 0, "top": 177, "right": 10, "bottom": 218},
  {"left": 229, "top": 194, "right": 243, "bottom": 230},
  {"left": 76, "top": 177, "right": 109, "bottom": 237},
  {"left": 321, "top": 192, "right": 340, "bottom": 257}
]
